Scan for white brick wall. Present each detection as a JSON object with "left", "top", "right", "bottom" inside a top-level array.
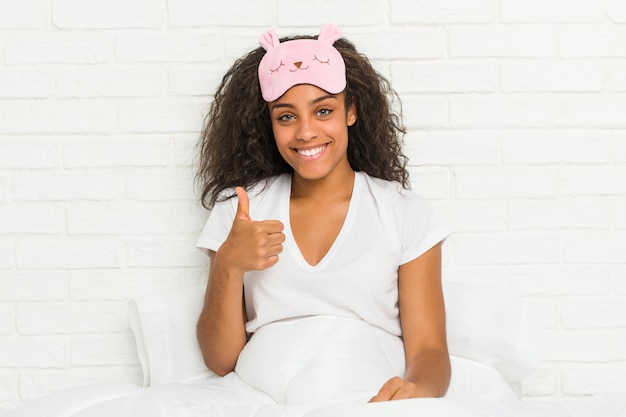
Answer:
[{"left": 1, "top": 0, "right": 625, "bottom": 410}]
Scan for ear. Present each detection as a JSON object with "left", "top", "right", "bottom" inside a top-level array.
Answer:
[
  {"left": 259, "top": 29, "right": 280, "bottom": 51},
  {"left": 346, "top": 99, "right": 357, "bottom": 126},
  {"left": 318, "top": 24, "right": 342, "bottom": 45}
]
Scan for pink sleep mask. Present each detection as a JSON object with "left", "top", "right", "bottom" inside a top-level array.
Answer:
[{"left": 257, "top": 24, "right": 346, "bottom": 102}]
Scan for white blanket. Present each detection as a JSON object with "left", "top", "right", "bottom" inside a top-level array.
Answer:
[
  {"left": 4, "top": 284, "right": 626, "bottom": 417},
  {"left": 6, "top": 376, "right": 624, "bottom": 417}
]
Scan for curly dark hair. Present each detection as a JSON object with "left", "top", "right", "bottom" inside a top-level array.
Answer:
[{"left": 195, "top": 34, "right": 409, "bottom": 209}]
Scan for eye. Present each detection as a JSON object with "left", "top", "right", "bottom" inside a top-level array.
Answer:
[
  {"left": 313, "top": 55, "right": 330, "bottom": 65},
  {"left": 317, "top": 108, "right": 332, "bottom": 117},
  {"left": 277, "top": 114, "right": 295, "bottom": 122},
  {"left": 270, "top": 61, "right": 285, "bottom": 74}
]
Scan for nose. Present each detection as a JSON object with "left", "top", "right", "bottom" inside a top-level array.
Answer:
[
  {"left": 294, "top": 61, "right": 302, "bottom": 68},
  {"left": 296, "top": 115, "right": 318, "bottom": 141}
]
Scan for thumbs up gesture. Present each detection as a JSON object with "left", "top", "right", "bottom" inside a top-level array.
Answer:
[
  {"left": 218, "top": 187, "right": 285, "bottom": 275},
  {"left": 235, "top": 186, "right": 253, "bottom": 222}
]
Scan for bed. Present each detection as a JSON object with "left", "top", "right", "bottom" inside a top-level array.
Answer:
[{"left": 4, "top": 282, "right": 626, "bottom": 417}]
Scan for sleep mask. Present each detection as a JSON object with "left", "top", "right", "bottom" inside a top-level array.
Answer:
[{"left": 258, "top": 24, "right": 347, "bottom": 102}]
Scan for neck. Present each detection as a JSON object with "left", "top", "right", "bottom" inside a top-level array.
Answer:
[{"left": 291, "top": 168, "right": 355, "bottom": 202}]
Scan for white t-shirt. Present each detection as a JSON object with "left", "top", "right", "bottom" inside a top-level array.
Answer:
[{"left": 196, "top": 171, "right": 448, "bottom": 336}]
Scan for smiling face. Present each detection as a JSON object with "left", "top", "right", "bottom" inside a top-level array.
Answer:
[{"left": 269, "top": 84, "right": 357, "bottom": 183}]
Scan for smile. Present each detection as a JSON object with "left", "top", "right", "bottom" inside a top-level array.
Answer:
[{"left": 295, "top": 144, "right": 328, "bottom": 157}]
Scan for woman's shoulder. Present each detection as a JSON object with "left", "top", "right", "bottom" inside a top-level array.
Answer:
[
  {"left": 247, "top": 173, "right": 291, "bottom": 198},
  {"left": 358, "top": 171, "right": 418, "bottom": 203},
  {"left": 211, "top": 174, "right": 290, "bottom": 215},
  {"left": 358, "top": 172, "right": 437, "bottom": 223},
  {"left": 215, "top": 174, "right": 289, "bottom": 199}
]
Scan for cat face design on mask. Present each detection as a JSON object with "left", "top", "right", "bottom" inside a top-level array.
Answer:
[{"left": 258, "top": 24, "right": 346, "bottom": 102}]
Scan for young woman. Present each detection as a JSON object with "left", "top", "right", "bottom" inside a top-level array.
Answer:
[{"left": 195, "top": 24, "right": 450, "bottom": 404}]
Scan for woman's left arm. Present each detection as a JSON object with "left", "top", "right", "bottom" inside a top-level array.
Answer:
[{"left": 370, "top": 241, "right": 450, "bottom": 401}]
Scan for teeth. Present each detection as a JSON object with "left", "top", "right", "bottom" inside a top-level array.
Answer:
[{"left": 297, "top": 145, "right": 325, "bottom": 157}]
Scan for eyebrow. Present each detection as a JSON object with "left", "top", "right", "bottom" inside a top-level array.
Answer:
[{"left": 270, "top": 94, "right": 337, "bottom": 111}]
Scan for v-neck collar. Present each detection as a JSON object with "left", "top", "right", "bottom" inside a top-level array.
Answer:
[{"left": 282, "top": 172, "right": 362, "bottom": 271}]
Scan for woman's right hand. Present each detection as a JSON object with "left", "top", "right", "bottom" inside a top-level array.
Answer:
[
  {"left": 216, "top": 186, "right": 285, "bottom": 275},
  {"left": 198, "top": 187, "right": 284, "bottom": 375}
]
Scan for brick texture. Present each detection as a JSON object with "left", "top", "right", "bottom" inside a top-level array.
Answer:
[{"left": 1, "top": 0, "right": 625, "bottom": 410}]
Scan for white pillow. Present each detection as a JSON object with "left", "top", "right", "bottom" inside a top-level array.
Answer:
[
  {"left": 128, "top": 282, "right": 542, "bottom": 386},
  {"left": 128, "top": 285, "right": 212, "bottom": 386},
  {"left": 443, "top": 281, "right": 543, "bottom": 382}
]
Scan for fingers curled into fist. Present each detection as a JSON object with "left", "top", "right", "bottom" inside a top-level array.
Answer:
[{"left": 219, "top": 187, "right": 285, "bottom": 274}]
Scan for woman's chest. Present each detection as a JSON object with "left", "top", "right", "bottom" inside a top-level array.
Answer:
[{"left": 289, "top": 198, "right": 351, "bottom": 267}]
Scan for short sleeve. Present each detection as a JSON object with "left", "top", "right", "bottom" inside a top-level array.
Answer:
[
  {"left": 195, "top": 195, "right": 237, "bottom": 256},
  {"left": 394, "top": 193, "right": 448, "bottom": 265}
]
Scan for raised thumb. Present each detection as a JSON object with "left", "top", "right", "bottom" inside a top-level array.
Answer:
[{"left": 235, "top": 186, "right": 251, "bottom": 220}]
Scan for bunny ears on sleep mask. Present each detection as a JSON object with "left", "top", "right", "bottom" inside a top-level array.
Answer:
[{"left": 257, "top": 24, "right": 347, "bottom": 102}]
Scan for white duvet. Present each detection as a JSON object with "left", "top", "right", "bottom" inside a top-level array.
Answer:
[
  {"left": 5, "top": 377, "right": 624, "bottom": 417},
  {"left": 4, "top": 284, "right": 626, "bottom": 417}
]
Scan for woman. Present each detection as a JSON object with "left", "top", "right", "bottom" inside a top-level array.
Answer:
[{"left": 195, "top": 24, "right": 450, "bottom": 405}]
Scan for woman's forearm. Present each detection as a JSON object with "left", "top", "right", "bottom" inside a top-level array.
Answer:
[
  {"left": 197, "top": 251, "right": 248, "bottom": 376},
  {"left": 404, "top": 348, "right": 451, "bottom": 398}
]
